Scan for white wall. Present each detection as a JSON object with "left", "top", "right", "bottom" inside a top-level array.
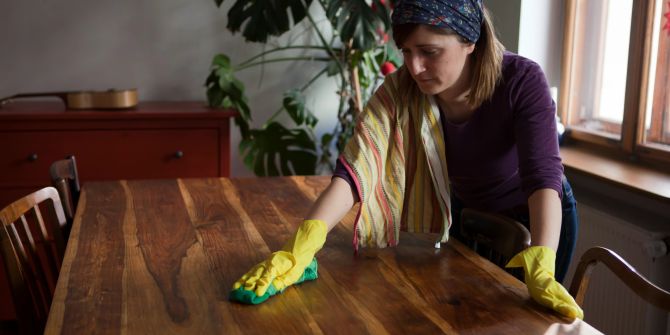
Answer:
[
  {"left": 486, "top": 0, "right": 564, "bottom": 88},
  {"left": 0, "top": 0, "right": 340, "bottom": 177},
  {"left": 518, "top": 0, "right": 564, "bottom": 89},
  {"left": 485, "top": 0, "right": 521, "bottom": 53}
]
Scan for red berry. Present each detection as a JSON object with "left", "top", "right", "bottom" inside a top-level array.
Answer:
[{"left": 381, "top": 62, "right": 397, "bottom": 76}]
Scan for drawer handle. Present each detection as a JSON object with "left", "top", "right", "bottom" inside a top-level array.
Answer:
[
  {"left": 174, "top": 150, "right": 184, "bottom": 159},
  {"left": 28, "top": 153, "right": 38, "bottom": 162}
]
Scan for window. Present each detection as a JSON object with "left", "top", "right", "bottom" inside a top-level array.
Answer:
[{"left": 560, "top": 0, "right": 670, "bottom": 165}]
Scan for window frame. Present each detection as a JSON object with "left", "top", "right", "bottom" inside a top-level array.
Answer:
[{"left": 559, "top": 0, "right": 670, "bottom": 166}]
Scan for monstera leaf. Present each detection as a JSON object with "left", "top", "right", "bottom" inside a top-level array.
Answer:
[
  {"left": 206, "top": 54, "right": 252, "bottom": 137},
  {"left": 326, "top": 0, "right": 391, "bottom": 51},
  {"left": 283, "top": 89, "right": 318, "bottom": 127},
  {"left": 240, "top": 122, "right": 318, "bottom": 176},
  {"left": 215, "top": 0, "right": 313, "bottom": 43},
  {"left": 206, "top": 54, "right": 250, "bottom": 119}
]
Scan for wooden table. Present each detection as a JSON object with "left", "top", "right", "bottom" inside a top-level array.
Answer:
[{"left": 45, "top": 176, "right": 599, "bottom": 334}]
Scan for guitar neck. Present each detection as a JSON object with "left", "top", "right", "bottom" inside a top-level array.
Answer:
[
  {"left": 0, "top": 92, "right": 69, "bottom": 106},
  {"left": 1, "top": 89, "right": 138, "bottom": 109}
]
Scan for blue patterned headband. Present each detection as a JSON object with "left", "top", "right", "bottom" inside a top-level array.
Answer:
[{"left": 391, "top": 0, "right": 484, "bottom": 43}]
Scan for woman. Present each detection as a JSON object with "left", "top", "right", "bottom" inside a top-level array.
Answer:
[{"left": 231, "top": 0, "right": 583, "bottom": 319}]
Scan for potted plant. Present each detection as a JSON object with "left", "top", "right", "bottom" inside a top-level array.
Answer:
[{"left": 206, "top": 0, "right": 399, "bottom": 176}]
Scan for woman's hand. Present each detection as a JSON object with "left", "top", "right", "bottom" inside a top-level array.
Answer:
[
  {"left": 231, "top": 219, "right": 327, "bottom": 304},
  {"left": 506, "top": 246, "right": 584, "bottom": 319}
]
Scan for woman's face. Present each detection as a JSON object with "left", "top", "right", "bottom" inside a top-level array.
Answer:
[{"left": 399, "top": 25, "right": 475, "bottom": 97}]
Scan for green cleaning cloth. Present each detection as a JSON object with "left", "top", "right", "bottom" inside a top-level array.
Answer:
[{"left": 229, "top": 258, "right": 319, "bottom": 304}]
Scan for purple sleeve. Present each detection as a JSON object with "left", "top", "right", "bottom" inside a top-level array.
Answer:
[
  {"left": 332, "top": 159, "right": 355, "bottom": 184},
  {"left": 332, "top": 158, "right": 360, "bottom": 201},
  {"left": 511, "top": 61, "right": 564, "bottom": 199}
]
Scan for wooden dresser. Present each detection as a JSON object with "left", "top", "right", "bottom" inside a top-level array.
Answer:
[{"left": 0, "top": 101, "right": 237, "bottom": 320}]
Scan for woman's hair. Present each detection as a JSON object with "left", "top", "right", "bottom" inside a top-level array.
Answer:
[{"left": 392, "top": 7, "right": 505, "bottom": 109}]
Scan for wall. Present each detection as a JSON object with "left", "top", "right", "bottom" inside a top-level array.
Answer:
[
  {"left": 487, "top": 0, "right": 564, "bottom": 89},
  {"left": 517, "top": 0, "right": 564, "bottom": 89},
  {"left": 485, "top": 0, "right": 521, "bottom": 53}
]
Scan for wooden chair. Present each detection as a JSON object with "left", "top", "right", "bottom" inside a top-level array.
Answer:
[
  {"left": 49, "top": 156, "right": 80, "bottom": 227},
  {"left": 0, "top": 187, "right": 67, "bottom": 335},
  {"left": 459, "top": 208, "right": 531, "bottom": 268},
  {"left": 569, "top": 246, "right": 670, "bottom": 311}
]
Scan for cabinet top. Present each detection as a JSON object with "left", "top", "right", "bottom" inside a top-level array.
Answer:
[{"left": 0, "top": 101, "right": 238, "bottom": 120}]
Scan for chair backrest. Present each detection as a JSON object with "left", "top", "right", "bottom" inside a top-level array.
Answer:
[
  {"left": 0, "top": 187, "right": 67, "bottom": 334},
  {"left": 569, "top": 246, "right": 670, "bottom": 311},
  {"left": 49, "top": 155, "right": 80, "bottom": 224},
  {"left": 460, "top": 208, "right": 531, "bottom": 267}
]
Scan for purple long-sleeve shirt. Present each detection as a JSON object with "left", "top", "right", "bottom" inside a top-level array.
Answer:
[{"left": 334, "top": 52, "right": 563, "bottom": 213}]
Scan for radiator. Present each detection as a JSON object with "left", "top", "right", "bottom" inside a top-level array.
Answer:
[{"left": 564, "top": 203, "right": 670, "bottom": 335}]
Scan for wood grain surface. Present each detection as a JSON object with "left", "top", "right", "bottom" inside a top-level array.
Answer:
[{"left": 45, "top": 176, "right": 576, "bottom": 334}]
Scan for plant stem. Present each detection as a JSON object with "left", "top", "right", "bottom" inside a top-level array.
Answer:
[
  {"left": 336, "top": 75, "right": 347, "bottom": 121},
  {"left": 305, "top": 7, "right": 346, "bottom": 77},
  {"left": 237, "top": 45, "right": 331, "bottom": 68},
  {"left": 263, "top": 67, "right": 329, "bottom": 126},
  {"left": 350, "top": 65, "right": 362, "bottom": 116},
  {"left": 235, "top": 56, "right": 330, "bottom": 71},
  {"left": 312, "top": 0, "right": 352, "bottom": 157},
  {"left": 300, "top": 67, "right": 329, "bottom": 91}
]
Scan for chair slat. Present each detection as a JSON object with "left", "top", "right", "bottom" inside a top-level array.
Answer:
[
  {"left": 0, "top": 186, "right": 67, "bottom": 334},
  {"left": 13, "top": 218, "right": 31, "bottom": 264},
  {"left": 19, "top": 215, "right": 35, "bottom": 248},
  {"left": 33, "top": 205, "right": 49, "bottom": 243}
]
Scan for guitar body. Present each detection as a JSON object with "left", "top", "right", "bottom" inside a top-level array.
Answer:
[
  {"left": 64, "top": 89, "right": 138, "bottom": 109},
  {"left": 0, "top": 89, "right": 138, "bottom": 110}
]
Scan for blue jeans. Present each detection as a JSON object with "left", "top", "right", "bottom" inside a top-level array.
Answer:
[{"left": 450, "top": 176, "right": 579, "bottom": 283}]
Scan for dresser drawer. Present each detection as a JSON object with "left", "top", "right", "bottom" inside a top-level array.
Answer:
[{"left": 0, "top": 129, "right": 220, "bottom": 185}]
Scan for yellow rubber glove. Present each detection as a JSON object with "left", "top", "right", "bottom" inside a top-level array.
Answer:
[
  {"left": 506, "top": 246, "right": 584, "bottom": 319},
  {"left": 233, "top": 219, "right": 327, "bottom": 296}
]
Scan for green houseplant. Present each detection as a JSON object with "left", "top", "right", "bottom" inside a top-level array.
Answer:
[{"left": 206, "top": 0, "right": 400, "bottom": 176}]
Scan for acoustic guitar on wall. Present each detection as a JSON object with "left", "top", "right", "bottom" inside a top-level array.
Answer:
[{"left": 0, "top": 88, "right": 138, "bottom": 110}]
